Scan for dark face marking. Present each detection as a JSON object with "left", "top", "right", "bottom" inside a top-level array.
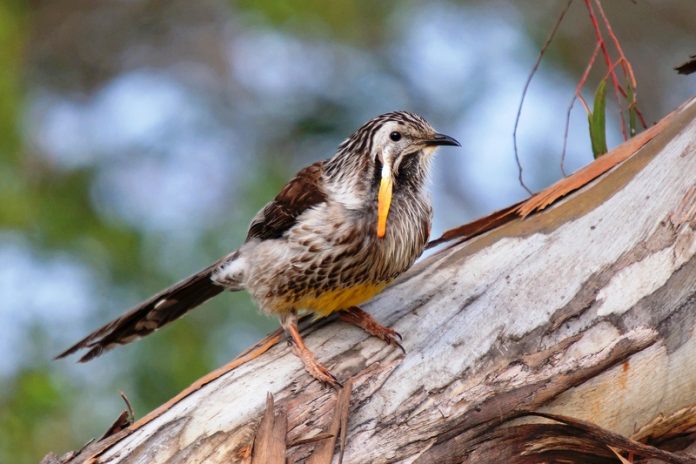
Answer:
[{"left": 395, "top": 152, "right": 421, "bottom": 190}]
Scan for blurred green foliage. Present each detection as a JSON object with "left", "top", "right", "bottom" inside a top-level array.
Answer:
[
  {"left": 0, "top": 0, "right": 24, "bottom": 157},
  {"left": 237, "top": 0, "right": 394, "bottom": 41}
]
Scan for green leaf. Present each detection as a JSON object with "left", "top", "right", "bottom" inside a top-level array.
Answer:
[
  {"left": 588, "top": 78, "right": 608, "bottom": 158},
  {"left": 627, "top": 84, "right": 637, "bottom": 137}
]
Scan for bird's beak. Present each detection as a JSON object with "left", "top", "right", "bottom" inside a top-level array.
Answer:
[
  {"left": 377, "top": 161, "right": 393, "bottom": 239},
  {"left": 423, "top": 133, "right": 461, "bottom": 147}
]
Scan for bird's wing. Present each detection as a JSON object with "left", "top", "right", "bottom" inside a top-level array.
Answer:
[
  {"left": 246, "top": 161, "right": 327, "bottom": 241},
  {"left": 56, "top": 257, "right": 230, "bottom": 362}
]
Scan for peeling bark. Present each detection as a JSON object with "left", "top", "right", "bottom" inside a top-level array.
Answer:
[{"left": 48, "top": 96, "right": 696, "bottom": 463}]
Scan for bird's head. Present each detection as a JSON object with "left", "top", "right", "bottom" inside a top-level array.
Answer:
[{"left": 328, "top": 111, "right": 460, "bottom": 238}]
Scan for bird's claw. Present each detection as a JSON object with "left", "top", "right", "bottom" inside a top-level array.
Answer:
[
  {"left": 340, "top": 306, "right": 406, "bottom": 355},
  {"left": 291, "top": 342, "right": 342, "bottom": 389}
]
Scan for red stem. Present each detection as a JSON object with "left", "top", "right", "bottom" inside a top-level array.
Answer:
[
  {"left": 583, "top": 0, "right": 628, "bottom": 139},
  {"left": 593, "top": 0, "right": 648, "bottom": 129}
]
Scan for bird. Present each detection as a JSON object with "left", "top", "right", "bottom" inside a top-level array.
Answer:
[{"left": 56, "top": 111, "right": 460, "bottom": 387}]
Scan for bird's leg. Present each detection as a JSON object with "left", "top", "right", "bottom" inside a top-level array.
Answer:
[
  {"left": 339, "top": 306, "right": 405, "bottom": 353},
  {"left": 281, "top": 311, "right": 341, "bottom": 389}
]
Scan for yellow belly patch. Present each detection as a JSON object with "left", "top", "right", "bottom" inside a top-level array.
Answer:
[{"left": 295, "top": 282, "right": 389, "bottom": 316}]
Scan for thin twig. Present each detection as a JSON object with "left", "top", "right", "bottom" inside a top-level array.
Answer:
[
  {"left": 561, "top": 42, "right": 601, "bottom": 176},
  {"left": 593, "top": 0, "right": 635, "bottom": 90},
  {"left": 513, "top": 0, "right": 574, "bottom": 195},
  {"left": 593, "top": 0, "right": 648, "bottom": 129},
  {"left": 575, "top": 42, "right": 603, "bottom": 112},
  {"left": 560, "top": 94, "right": 576, "bottom": 177},
  {"left": 583, "top": 0, "right": 628, "bottom": 139}
]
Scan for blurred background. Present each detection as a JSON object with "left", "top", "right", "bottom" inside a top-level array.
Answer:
[{"left": 1, "top": 0, "right": 694, "bottom": 461}]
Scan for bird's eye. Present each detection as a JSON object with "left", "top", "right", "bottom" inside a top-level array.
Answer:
[{"left": 389, "top": 131, "right": 402, "bottom": 142}]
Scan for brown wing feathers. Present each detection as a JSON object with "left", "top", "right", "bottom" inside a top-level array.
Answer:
[
  {"left": 56, "top": 262, "right": 225, "bottom": 362},
  {"left": 246, "top": 161, "right": 327, "bottom": 241}
]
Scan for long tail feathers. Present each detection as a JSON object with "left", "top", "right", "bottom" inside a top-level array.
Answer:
[{"left": 56, "top": 261, "right": 231, "bottom": 362}]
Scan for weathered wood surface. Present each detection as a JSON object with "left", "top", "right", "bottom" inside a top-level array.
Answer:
[{"left": 56, "top": 96, "right": 696, "bottom": 463}]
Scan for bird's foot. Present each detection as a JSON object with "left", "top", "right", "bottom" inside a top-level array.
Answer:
[
  {"left": 281, "top": 311, "right": 341, "bottom": 389},
  {"left": 290, "top": 342, "right": 341, "bottom": 389},
  {"left": 340, "top": 306, "right": 405, "bottom": 353}
]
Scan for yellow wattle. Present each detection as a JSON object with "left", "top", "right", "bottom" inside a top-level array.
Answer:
[{"left": 377, "top": 174, "right": 393, "bottom": 238}]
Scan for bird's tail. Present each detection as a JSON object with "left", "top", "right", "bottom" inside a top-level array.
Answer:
[{"left": 56, "top": 258, "right": 235, "bottom": 362}]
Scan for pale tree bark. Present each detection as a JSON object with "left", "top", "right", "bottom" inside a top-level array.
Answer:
[{"left": 48, "top": 96, "right": 696, "bottom": 464}]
